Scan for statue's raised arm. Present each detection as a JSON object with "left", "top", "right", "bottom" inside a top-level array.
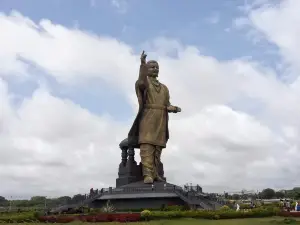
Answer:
[
  {"left": 137, "top": 51, "right": 149, "bottom": 90},
  {"left": 140, "top": 50, "right": 147, "bottom": 64}
]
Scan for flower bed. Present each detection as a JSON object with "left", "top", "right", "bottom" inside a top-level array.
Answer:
[
  {"left": 278, "top": 211, "right": 300, "bottom": 217},
  {"left": 38, "top": 212, "right": 141, "bottom": 223}
]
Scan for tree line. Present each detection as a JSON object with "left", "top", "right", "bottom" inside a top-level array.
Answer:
[
  {"left": 0, "top": 194, "right": 87, "bottom": 208},
  {"left": 225, "top": 187, "right": 300, "bottom": 200}
]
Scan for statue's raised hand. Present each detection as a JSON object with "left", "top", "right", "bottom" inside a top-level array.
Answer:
[{"left": 140, "top": 50, "right": 147, "bottom": 64}]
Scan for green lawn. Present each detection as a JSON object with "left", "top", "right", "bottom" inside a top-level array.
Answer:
[{"left": 3, "top": 217, "right": 300, "bottom": 225}]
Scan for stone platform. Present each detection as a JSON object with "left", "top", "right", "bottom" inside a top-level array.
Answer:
[
  {"left": 89, "top": 179, "right": 224, "bottom": 211},
  {"left": 89, "top": 181, "right": 187, "bottom": 210}
]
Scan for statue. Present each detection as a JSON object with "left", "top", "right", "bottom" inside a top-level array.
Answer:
[{"left": 128, "top": 51, "right": 181, "bottom": 184}]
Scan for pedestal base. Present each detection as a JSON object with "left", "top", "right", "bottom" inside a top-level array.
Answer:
[
  {"left": 116, "top": 162, "right": 143, "bottom": 187},
  {"left": 116, "top": 157, "right": 166, "bottom": 187},
  {"left": 90, "top": 181, "right": 186, "bottom": 210}
]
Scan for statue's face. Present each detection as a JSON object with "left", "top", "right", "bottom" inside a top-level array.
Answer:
[{"left": 147, "top": 60, "right": 159, "bottom": 78}]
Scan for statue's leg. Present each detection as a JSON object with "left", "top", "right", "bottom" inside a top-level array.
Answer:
[
  {"left": 140, "top": 143, "right": 155, "bottom": 184},
  {"left": 154, "top": 146, "right": 165, "bottom": 182}
]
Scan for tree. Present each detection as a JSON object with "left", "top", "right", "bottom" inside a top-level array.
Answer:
[
  {"left": 275, "top": 191, "right": 285, "bottom": 199},
  {"left": 0, "top": 196, "right": 8, "bottom": 206},
  {"left": 58, "top": 196, "right": 72, "bottom": 204},
  {"left": 224, "top": 192, "right": 229, "bottom": 199},
  {"left": 260, "top": 188, "right": 276, "bottom": 199},
  {"left": 232, "top": 194, "right": 240, "bottom": 200},
  {"left": 0, "top": 196, "right": 7, "bottom": 202},
  {"left": 71, "top": 194, "right": 85, "bottom": 203}
]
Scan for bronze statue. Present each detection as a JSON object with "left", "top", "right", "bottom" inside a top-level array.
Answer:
[{"left": 128, "top": 51, "right": 181, "bottom": 184}]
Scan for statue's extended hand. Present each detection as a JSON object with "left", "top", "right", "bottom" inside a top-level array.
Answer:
[
  {"left": 167, "top": 106, "right": 181, "bottom": 113},
  {"left": 176, "top": 107, "right": 181, "bottom": 113},
  {"left": 141, "top": 50, "right": 147, "bottom": 64}
]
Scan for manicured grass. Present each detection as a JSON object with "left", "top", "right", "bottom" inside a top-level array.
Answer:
[{"left": 2, "top": 217, "right": 300, "bottom": 225}]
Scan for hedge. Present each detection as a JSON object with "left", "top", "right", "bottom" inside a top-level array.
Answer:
[
  {"left": 141, "top": 207, "right": 280, "bottom": 220},
  {"left": 0, "top": 211, "right": 38, "bottom": 223},
  {"left": 238, "top": 202, "right": 297, "bottom": 209}
]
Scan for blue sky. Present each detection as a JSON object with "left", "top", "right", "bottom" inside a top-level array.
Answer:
[
  {"left": 0, "top": 0, "right": 277, "bottom": 60},
  {"left": 0, "top": 0, "right": 280, "bottom": 121}
]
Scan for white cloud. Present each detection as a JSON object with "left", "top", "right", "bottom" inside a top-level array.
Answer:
[
  {"left": 1, "top": 5, "right": 300, "bottom": 197},
  {"left": 235, "top": 0, "right": 300, "bottom": 70}
]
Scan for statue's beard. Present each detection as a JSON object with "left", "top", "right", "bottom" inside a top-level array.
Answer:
[{"left": 148, "top": 73, "right": 158, "bottom": 78}]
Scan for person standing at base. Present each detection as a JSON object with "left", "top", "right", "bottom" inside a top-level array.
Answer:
[
  {"left": 128, "top": 51, "right": 181, "bottom": 184},
  {"left": 286, "top": 201, "right": 291, "bottom": 212}
]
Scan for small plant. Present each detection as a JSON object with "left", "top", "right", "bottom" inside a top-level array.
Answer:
[
  {"left": 100, "top": 200, "right": 115, "bottom": 213},
  {"left": 141, "top": 210, "right": 151, "bottom": 221},
  {"left": 213, "top": 214, "right": 220, "bottom": 220}
]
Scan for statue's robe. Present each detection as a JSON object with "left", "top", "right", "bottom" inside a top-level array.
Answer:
[{"left": 128, "top": 64, "right": 170, "bottom": 149}]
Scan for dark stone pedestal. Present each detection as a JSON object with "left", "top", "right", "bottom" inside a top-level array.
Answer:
[
  {"left": 90, "top": 181, "right": 186, "bottom": 210},
  {"left": 116, "top": 138, "right": 165, "bottom": 187},
  {"left": 116, "top": 159, "right": 143, "bottom": 187}
]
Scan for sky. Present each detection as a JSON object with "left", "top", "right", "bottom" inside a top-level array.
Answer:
[{"left": 1, "top": 0, "right": 300, "bottom": 198}]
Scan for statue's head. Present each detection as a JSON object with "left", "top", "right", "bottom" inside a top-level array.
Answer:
[{"left": 147, "top": 60, "right": 159, "bottom": 78}]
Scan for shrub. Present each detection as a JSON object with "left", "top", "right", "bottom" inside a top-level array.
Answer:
[
  {"left": 144, "top": 206, "right": 280, "bottom": 221},
  {"left": 141, "top": 209, "right": 151, "bottom": 220},
  {"left": 0, "top": 212, "right": 37, "bottom": 223},
  {"left": 141, "top": 210, "right": 152, "bottom": 221},
  {"left": 220, "top": 205, "right": 230, "bottom": 211},
  {"left": 100, "top": 200, "right": 115, "bottom": 213}
]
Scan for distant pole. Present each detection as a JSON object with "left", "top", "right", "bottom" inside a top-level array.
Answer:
[
  {"left": 9, "top": 196, "right": 12, "bottom": 211},
  {"left": 44, "top": 197, "right": 47, "bottom": 210}
]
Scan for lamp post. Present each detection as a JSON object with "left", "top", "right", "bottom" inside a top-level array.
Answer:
[
  {"left": 44, "top": 197, "right": 47, "bottom": 210},
  {"left": 9, "top": 196, "right": 12, "bottom": 211}
]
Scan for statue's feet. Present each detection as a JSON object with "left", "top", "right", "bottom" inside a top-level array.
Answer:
[
  {"left": 155, "top": 176, "right": 166, "bottom": 182},
  {"left": 144, "top": 176, "right": 154, "bottom": 184}
]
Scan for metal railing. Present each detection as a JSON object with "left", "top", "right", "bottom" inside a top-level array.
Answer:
[{"left": 50, "top": 193, "right": 104, "bottom": 213}]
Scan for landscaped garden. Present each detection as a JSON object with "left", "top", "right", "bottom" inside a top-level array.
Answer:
[
  {"left": 0, "top": 218, "right": 300, "bottom": 225},
  {"left": 1, "top": 203, "right": 300, "bottom": 224}
]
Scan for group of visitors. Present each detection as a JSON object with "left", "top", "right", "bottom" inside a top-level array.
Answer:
[{"left": 280, "top": 199, "right": 300, "bottom": 211}]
